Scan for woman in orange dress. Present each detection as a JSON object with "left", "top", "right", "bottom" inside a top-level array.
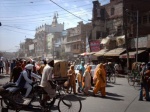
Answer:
[{"left": 93, "top": 63, "right": 106, "bottom": 97}]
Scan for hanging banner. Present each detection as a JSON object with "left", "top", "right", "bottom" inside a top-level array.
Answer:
[
  {"left": 86, "top": 35, "right": 90, "bottom": 52},
  {"left": 89, "top": 40, "right": 100, "bottom": 52}
]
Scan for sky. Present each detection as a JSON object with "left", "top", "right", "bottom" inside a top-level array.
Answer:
[{"left": 0, "top": 0, "right": 109, "bottom": 52}]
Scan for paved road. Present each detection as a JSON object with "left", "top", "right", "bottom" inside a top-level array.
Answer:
[{"left": 0, "top": 74, "right": 150, "bottom": 112}]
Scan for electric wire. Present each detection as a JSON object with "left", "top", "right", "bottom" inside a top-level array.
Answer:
[
  {"left": 1, "top": 27, "right": 35, "bottom": 36},
  {"left": 2, "top": 25, "right": 35, "bottom": 31},
  {"left": 49, "top": 0, "right": 88, "bottom": 22},
  {"left": 1, "top": 4, "right": 92, "bottom": 19}
]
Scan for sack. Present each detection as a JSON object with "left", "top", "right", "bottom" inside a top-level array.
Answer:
[{"left": 64, "top": 80, "right": 69, "bottom": 87}]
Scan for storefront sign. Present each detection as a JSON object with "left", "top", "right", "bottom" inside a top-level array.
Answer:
[
  {"left": 130, "top": 36, "right": 148, "bottom": 48},
  {"left": 89, "top": 40, "right": 100, "bottom": 52}
]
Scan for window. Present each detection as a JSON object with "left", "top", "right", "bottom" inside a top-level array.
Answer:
[
  {"left": 138, "top": 17, "right": 141, "bottom": 24},
  {"left": 143, "top": 15, "right": 148, "bottom": 24},
  {"left": 96, "top": 31, "right": 101, "bottom": 39},
  {"left": 111, "top": 8, "right": 115, "bottom": 15},
  {"left": 73, "top": 44, "right": 76, "bottom": 49},
  {"left": 117, "top": 26, "right": 122, "bottom": 36}
]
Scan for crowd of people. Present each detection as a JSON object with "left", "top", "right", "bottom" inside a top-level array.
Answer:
[
  {"left": 68, "top": 61, "right": 108, "bottom": 97},
  {"left": 1, "top": 57, "right": 150, "bottom": 101}
]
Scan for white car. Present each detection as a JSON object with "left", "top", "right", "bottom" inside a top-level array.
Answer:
[
  {"left": 74, "top": 65, "right": 80, "bottom": 75},
  {"left": 90, "top": 65, "right": 96, "bottom": 77},
  {"left": 74, "top": 64, "right": 96, "bottom": 77}
]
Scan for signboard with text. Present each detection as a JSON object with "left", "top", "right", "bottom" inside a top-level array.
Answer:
[{"left": 89, "top": 40, "right": 100, "bottom": 52}]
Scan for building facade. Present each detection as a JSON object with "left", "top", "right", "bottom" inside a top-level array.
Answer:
[
  {"left": 65, "top": 21, "right": 92, "bottom": 61},
  {"left": 33, "top": 14, "right": 64, "bottom": 58},
  {"left": 91, "top": 0, "right": 123, "bottom": 50}
]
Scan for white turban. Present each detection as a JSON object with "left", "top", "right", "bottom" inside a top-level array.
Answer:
[{"left": 25, "top": 64, "right": 34, "bottom": 70}]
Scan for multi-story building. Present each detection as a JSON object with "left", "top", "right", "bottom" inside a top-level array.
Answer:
[
  {"left": 92, "top": 0, "right": 150, "bottom": 70},
  {"left": 34, "top": 14, "right": 64, "bottom": 58},
  {"left": 91, "top": 0, "right": 123, "bottom": 50},
  {"left": 24, "top": 38, "right": 34, "bottom": 57},
  {"left": 46, "top": 32, "right": 62, "bottom": 59},
  {"left": 65, "top": 21, "right": 92, "bottom": 61}
]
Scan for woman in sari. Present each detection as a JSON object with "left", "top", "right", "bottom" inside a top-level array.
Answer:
[
  {"left": 82, "top": 65, "right": 92, "bottom": 95},
  {"left": 93, "top": 63, "right": 106, "bottom": 97}
]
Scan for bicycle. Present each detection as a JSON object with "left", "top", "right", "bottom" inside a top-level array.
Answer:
[
  {"left": 127, "top": 71, "right": 140, "bottom": 87},
  {"left": 106, "top": 71, "right": 116, "bottom": 84}
]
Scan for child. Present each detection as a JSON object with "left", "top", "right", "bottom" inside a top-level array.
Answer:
[{"left": 77, "top": 69, "right": 82, "bottom": 93}]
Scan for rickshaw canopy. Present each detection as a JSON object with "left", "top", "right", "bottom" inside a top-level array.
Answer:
[{"left": 54, "top": 60, "right": 68, "bottom": 78}]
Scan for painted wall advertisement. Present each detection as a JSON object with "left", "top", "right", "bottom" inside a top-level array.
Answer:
[{"left": 89, "top": 40, "right": 100, "bottom": 52}]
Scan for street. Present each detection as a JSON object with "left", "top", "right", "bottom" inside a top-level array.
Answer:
[{"left": 0, "top": 75, "right": 150, "bottom": 112}]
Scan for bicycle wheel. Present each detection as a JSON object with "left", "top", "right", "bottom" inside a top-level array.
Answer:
[
  {"left": 134, "top": 75, "right": 141, "bottom": 90},
  {"left": 127, "top": 73, "right": 135, "bottom": 86},
  {"left": 110, "top": 74, "right": 116, "bottom": 84},
  {"left": 58, "top": 94, "right": 82, "bottom": 112},
  {"left": 134, "top": 80, "right": 141, "bottom": 90}
]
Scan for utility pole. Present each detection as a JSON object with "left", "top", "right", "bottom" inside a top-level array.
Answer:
[
  {"left": 136, "top": 10, "right": 139, "bottom": 62},
  {"left": 123, "top": 0, "right": 130, "bottom": 71}
]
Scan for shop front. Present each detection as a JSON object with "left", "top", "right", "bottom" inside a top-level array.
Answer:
[{"left": 119, "top": 50, "right": 148, "bottom": 70}]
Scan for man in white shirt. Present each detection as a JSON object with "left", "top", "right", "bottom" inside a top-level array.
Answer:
[{"left": 40, "top": 59, "right": 56, "bottom": 106}]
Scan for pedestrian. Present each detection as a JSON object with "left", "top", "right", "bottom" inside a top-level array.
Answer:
[
  {"left": 5, "top": 59, "right": 10, "bottom": 75},
  {"left": 38, "top": 60, "right": 46, "bottom": 76},
  {"left": 77, "top": 69, "right": 82, "bottom": 93},
  {"left": 93, "top": 64, "right": 100, "bottom": 84},
  {"left": 10, "top": 61, "right": 23, "bottom": 83},
  {"left": 67, "top": 65, "right": 77, "bottom": 94},
  {"left": 80, "top": 61, "right": 85, "bottom": 77},
  {"left": 82, "top": 65, "right": 92, "bottom": 95},
  {"left": 0, "top": 60, "right": 4, "bottom": 74},
  {"left": 39, "top": 59, "right": 56, "bottom": 106},
  {"left": 139, "top": 62, "right": 150, "bottom": 101},
  {"left": 93, "top": 63, "right": 106, "bottom": 97},
  {"left": 114, "top": 63, "right": 119, "bottom": 72},
  {"left": 10, "top": 59, "right": 16, "bottom": 75},
  {"left": 21, "top": 60, "right": 27, "bottom": 70},
  {"left": 32, "top": 60, "right": 37, "bottom": 74}
]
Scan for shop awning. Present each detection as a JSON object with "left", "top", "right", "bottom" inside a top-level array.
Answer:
[
  {"left": 101, "top": 37, "right": 110, "bottom": 45},
  {"left": 103, "top": 48, "right": 126, "bottom": 56},
  {"left": 119, "top": 50, "right": 145, "bottom": 58},
  {"left": 94, "top": 49, "right": 109, "bottom": 56},
  {"left": 79, "top": 52, "right": 95, "bottom": 56}
]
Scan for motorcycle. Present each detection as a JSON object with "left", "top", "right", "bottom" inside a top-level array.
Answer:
[{"left": 0, "top": 81, "right": 55, "bottom": 112}]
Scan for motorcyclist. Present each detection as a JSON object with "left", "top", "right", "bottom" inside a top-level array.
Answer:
[{"left": 15, "top": 64, "right": 41, "bottom": 98}]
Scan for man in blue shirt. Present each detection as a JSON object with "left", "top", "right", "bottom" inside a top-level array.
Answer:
[{"left": 80, "top": 61, "right": 85, "bottom": 77}]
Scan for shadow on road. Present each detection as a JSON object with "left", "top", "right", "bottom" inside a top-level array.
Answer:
[
  {"left": 106, "top": 84, "right": 114, "bottom": 87},
  {"left": 0, "top": 75, "right": 7, "bottom": 79},
  {"left": 106, "top": 92, "right": 124, "bottom": 97},
  {"left": 113, "top": 83, "right": 122, "bottom": 85},
  {"left": 100, "top": 96, "right": 124, "bottom": 101}
]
